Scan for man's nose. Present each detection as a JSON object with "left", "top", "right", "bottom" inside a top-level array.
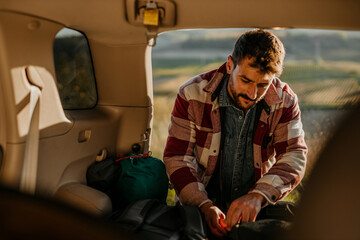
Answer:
[{"left": 247, "top": 85, "right": 258, "bottom": 101}]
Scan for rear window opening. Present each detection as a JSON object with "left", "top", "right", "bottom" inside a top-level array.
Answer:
[
  {"left": 53, "top": 28, "right": 97, "bottom": 110},
  {"left": 151, "top": 28, "right": 360, "bottom": 202}
]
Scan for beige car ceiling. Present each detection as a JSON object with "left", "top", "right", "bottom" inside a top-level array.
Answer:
[{"left": 0, "top": 0, "right": 359, "bottom": 46}]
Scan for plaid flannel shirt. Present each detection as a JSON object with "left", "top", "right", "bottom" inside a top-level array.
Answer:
[{"left": 163, "top": 63, "right": 307, "bottom": 206}]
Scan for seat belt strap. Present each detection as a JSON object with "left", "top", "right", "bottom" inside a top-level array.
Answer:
[{"left": 19, "top": 85, "right": 41, "bottom": 194}]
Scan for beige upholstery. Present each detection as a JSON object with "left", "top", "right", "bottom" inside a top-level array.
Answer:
[
  {"left": 0, "top": 12, "right": 113, "bottom": 216},
  {"left": 51, "top": 151, "right": 113, "bottom": 216},
  {"left": 0, "top": 11, "right": 70, "bottom": 189},
  {"left": 54, "top": 182, "right": 112, "bottom": 217},
  {"left": 26, "top": 66, "right": 73, "bottom": 138}
]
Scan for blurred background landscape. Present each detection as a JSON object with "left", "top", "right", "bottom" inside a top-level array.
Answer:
[{"left": 151, "top": 28, "right": 360, "bottom": 202}]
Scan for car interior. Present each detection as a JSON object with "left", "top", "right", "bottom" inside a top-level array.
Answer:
[{"left": 0, "top": 0, "right": 359, "bottom": 239}]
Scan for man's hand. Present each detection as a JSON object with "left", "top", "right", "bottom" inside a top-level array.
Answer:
[
  {"left": 225, "top": 193, "right": 265, "bottom": 231},
  {"left": 200, "top": 202, "right": 228, "bottom": 237}
]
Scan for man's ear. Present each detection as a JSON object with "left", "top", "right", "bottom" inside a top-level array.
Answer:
[{"left": 226, "top": 55, "right": 233, "bottom": 74}]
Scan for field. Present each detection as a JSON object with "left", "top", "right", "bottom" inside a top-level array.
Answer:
[{"left": 150, "top": 61, "right": 360, "bottom": 202}]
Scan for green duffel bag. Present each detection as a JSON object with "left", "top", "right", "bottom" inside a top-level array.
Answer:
[{"left": 114, "top": 152, "right": 169, "bottom": 209}]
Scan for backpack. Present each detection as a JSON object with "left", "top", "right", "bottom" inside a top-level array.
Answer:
[
  {"left": 114, "top": 153, "right": 169, "bottom": 207},
  {"left": 109, "top": 199, "right": 208, "bottom": 240},
  {"left": 86, "top": 153, "right": 169, "bottom": 211},
  {"left": 86, "top": 157, "right": 121, "bottom": 198}
]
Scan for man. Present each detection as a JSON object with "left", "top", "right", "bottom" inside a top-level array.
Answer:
[{"left": 163, "top": 29, "right": 307, "bottom": 237}]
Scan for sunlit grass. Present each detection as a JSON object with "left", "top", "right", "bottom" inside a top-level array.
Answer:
[{"left": 151, "top": 95, "right": 175, "bottom": 158}]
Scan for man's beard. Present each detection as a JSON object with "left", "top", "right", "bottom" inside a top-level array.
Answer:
[
  {"left": 234, "top": 94, "right": 257, "bottom": 109},
  {"left": 237, "top": 93, "right": 256, "bottom": 102},
  {"left": 229, "top": 85, "right": 258, "bottom": 110}
]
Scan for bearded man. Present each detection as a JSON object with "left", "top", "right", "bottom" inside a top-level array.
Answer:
[{"left": 163, "top": 29, "right": 307, "bottom": 237}]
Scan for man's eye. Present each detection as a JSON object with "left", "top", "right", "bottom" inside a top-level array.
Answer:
[{"left": 241, "top": 78, "right": 250, "bottom": 83}]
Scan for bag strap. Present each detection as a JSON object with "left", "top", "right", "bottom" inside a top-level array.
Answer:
[
  {"left": 138, "top": 202, "right": 185, "bottom": 240},
  {"left": 143, "top": 202, "right": 172, "bottom": 224},
  {"left": 115, "top": 151, "right": 152, "bottom": 162},
  {"left": 114, "top": 199, "right": 159, "bottom": 232},
  {"left": 140, "top": 225, "right": 182, "bottom": 240},
  {"left": 181, "top": 205, "right": 208, "bottom": 240}
]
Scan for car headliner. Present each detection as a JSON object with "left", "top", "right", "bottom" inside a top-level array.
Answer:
[{"left": 0, "top": 0, "right": 359, "bottom": 45}]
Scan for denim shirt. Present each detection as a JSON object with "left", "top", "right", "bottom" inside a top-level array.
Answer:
[{"left": 208, "top": 76, "right": 257, "bottom": 210}]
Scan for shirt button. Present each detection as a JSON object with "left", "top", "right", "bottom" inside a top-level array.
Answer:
[
  {"left": 234, "top": 188, "right": 239, "bottom": 191},
  {"left": 239, "top": 116, "right": 242, "bottom": 120},
  {"left": 261, "top": 124, "right": 265, "bottom": 128}
]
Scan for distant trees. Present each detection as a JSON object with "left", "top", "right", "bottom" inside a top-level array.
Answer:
[
  {"left": 53, "top": 34, "right": 97, "bottom": 109},
  {"left": 153, "top": 31, "right": 360, "bottom": 67}
]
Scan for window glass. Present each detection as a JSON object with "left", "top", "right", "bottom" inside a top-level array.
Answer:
[
  {"left": 53, "top": 28, "right": 97, "bottom": 109},
  {"left": 151, "top": 29, "right": 360, "bottom": 202}
]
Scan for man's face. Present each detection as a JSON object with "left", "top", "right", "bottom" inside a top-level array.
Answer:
[{"left": 226, "top": 56, "right": 274, "bottom": 111}]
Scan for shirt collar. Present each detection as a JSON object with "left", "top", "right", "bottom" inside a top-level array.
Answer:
[{"left": 218, "top": 75, "right": 234, "bottom": 107}]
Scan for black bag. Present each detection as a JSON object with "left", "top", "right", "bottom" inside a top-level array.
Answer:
[
  {"left": 229, "top": 219, "right": 291, "bottom": 240},
  {"left": 109, "top": 199, "right": 207, "bottom": 240},
  {"left": 256, "top": 201, "right": 295, "bottom": 222},
  {"left": 86, "top": 157, "right": 121, "bottom": 197},
  {"left": 229, "top": 202, "right": 295, "bottom": 240}
]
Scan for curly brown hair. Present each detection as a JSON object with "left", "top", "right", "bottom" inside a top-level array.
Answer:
[{"left": 231, "top": 29, "right": 285, "bottom": 76}]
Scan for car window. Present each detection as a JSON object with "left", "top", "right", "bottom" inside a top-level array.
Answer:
[
  {"left": 53, "top": 28, "right": 97, "bottom": 109},
  {"left": 151, "top": 28, "right": 360, "bottom": 202}
]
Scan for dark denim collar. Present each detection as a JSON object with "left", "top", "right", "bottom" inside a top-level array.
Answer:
[{"left": 218, "top": 75, "right": 234, "bottom": 108}]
